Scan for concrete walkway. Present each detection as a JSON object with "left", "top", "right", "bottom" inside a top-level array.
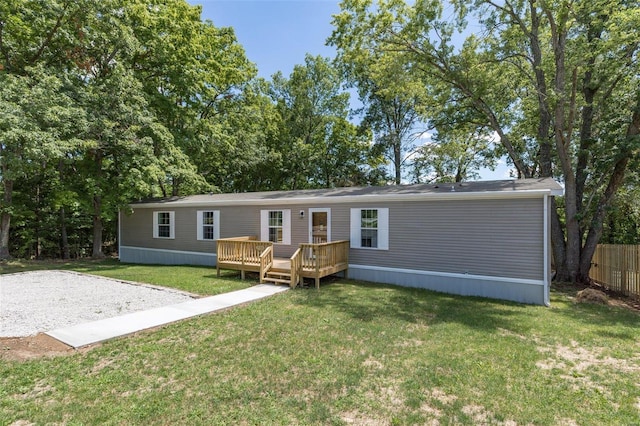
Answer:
[{"left": 46, "top": 284, "right": 289, "bottom": 348}]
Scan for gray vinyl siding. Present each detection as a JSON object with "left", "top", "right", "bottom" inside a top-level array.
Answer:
[
  {"left": 344, "top": 198, "right": 544, "bottom": 281},
  {"left": 121, "top": 208, "right": 217, "bottom": 253},
  {"left": 120, "top": 197, "right": 544, "bottom": 280}
]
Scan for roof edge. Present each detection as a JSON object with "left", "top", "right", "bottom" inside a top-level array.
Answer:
[{"left": 129, "top": 188, "right": 560, "bottom": 208}]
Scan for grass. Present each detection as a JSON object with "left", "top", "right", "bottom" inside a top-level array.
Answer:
[
  {"left": 1, "top": 260, "right": 639, "bottom": 424},
  {"left": 0, "top": 258, "right": 252, "bottom": 296}
]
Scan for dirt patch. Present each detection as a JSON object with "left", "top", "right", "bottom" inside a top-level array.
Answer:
[
  {"left": 607, "top": 295, "right": 640, "bottom": 312},
  {"left": 576, "top": 288, "right": 608, "bottom": 305},
  {"left": 536, "top": 340, "right": 640, "bottom": 403},
  {"left": 553, "top": 282, "right": 640, "bottom": 313},
  {"left": 536, "top": 341, "right": 640, "bottom": 374},
  {"left": 0, "top": 334, "right": 75, "bottom": 362}
]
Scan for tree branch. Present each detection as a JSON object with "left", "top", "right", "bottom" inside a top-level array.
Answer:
[{"left": 31, "top": 2, "right": 70, "bottom": 65}]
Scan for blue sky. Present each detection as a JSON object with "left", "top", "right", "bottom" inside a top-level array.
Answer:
[
  {"left": 189, "top": 0, "right": 512, "bottom": 180},
  {"left": 192, "top": 0, "right": 340, "bottom": 79}
]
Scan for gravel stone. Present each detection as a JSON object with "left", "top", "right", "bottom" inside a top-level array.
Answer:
[{"left": 0, "top": 270, "right": 196, "bottom": 337}]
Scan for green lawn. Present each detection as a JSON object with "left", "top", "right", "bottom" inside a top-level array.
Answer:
[
  {"left": 1, "top": 260, "right": 639, "bottom": 424},
  {"left": 0, "top": 258, "right": 252, "bottom": 296}
]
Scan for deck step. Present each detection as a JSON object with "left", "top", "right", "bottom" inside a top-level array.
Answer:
[
  {"left": 263, "top": 270, "right": 293, "bottom": 286},
  {"left": 263, "top": 277, "right": 292, "bottom": 285},
  {"left": 267, "top": 272, "right": 291, "bottom": 278}
]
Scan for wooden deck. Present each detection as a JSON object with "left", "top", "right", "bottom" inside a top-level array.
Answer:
[{"left": 216, "top": 238, "right": 349, "bottom": 289}]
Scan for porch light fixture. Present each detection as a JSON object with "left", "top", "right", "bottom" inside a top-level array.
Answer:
[{"left": 299, "top": 210, "right": 305, "bottom": 218}]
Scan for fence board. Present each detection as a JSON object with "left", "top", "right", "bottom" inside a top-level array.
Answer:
[{"left": 590, "top": 244, "right": 640, "bottom": 298}]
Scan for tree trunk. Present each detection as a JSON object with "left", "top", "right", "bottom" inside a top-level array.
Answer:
[
  {"left": 393, "top": 136, "right": 402, "bottom": 184},
  {"left": 550, "top": 200, "right": 567, "bottom": 279},
  {"left": 0, "top": 177, "right": 13, "bottom": 260},
  {"left": 552, "top": 54, "right": 579, "bottom": 280},
  {"left": 563, "top": 177, "right": 582, "bottom": 282},
  {"left": 60, "top": 206, "right": 70, "bottom": 259},
  {"left": 35, "top": 185, "right": 42, "bottom": 259},
  {"left": 57, "top": 160, "right": 70, "bottom": 259},
  {"left": 92, "top": 193, "right": 105, "bottom": 258},
  {"left": 578, "top": 91, "right": 640, "bottom": 280},
  {"left": 546, "top": 16, "right": 586, "bottom": 283},
  {"left": 528, "top": 0, "right": 552, "bottom": 179},
  {"left": 90, "top": 149, "right": 105, "bottom": 258}
]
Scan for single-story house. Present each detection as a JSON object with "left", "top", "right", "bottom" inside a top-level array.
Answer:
[{"left": 118, "top": 177, "right": 563, "bottom": 305}]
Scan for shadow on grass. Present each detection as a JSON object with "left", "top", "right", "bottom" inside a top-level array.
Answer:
[
  {"left": 291, "top": 278, "right": 533, "bottom": 333},
  {"left": 292, "top": 278, "right": 640, "bottom": 338},
  {"left": 549, "top": 289, "right": 640, "bottom": 338}
]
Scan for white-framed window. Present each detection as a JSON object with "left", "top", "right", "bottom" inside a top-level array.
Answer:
[
  {"left": 260, "top": 209, "right": 291, "bottom": 245},
  {"left": 153, "top": 211, "right": 175, "bottom": 239},
  {"left": 197, "top": 210, "right": 220, "bottom": 241},
  {"left": 350, "top": 208, "right": 389, "bottom": 250}
]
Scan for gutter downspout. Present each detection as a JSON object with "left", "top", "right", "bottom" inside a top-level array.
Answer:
[{"left": 543, "top": 194, "right": 551, "bottom": 306}]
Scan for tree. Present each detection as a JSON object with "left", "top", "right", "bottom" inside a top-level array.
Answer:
[
  {"left": 127, "top": 0, "right": 256, "bottom": 195},
  {"left": 193, "top": 78, "right": 282, "bottom": 193},
  {"left": 0, "top": 0, "right": 93, "bottom": 259},
  {"left": 331, "top": 0, "right": 640, "bottom": 283},
  {"left": 409, "top": 124, "right": 497, "bottom": 183},
  {"left": 267, "top": 55, "right": 373, "bottom": 189},
  {"left": 601, "top": 170, "right": 640, "bottom": 244},
  {"left": 329, "top": 23, "right": 428, "bottom": 184},
  {"left": 74, "top": 66, "right": 169, "bottom": 257},
  {"left": 1, "top": 0, "right": 249, "bottom": 258},
  {"left": 0, "top": 70, "right": 84, "bottom": 259},
  {"left": 360, "top": 94, "right": 424, "bottom": 184}
]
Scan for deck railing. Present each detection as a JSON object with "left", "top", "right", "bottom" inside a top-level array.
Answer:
[
  {"left": 217, "top": 237, "right": 349, "bottom": 289},
  {"left": 259, "top": 245, "right": 274, "bottom": 283},
  {"left": 217, "top": 237, "right": 272, "bottom": 263},
  {"left": 590, "top": 244, "right": 640, "bottom": 298},
  {"left": 299, "top": 240, "right": 349, "bottom": 271},
  {"left": 216, "top": 236, "right": 273, "bottom": 279},
  {"left": 290, "top": 248, "right": 302, "bottom": 288}
]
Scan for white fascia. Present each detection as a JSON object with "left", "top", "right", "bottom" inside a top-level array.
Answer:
[{"left": 131, "top": 189, "right": 560, "bottom": 209}]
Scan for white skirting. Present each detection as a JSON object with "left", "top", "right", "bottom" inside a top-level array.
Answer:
[
  {"left": 347, "top": 264, "right": 548, "bottom": 306},
  {"left": 119, "top": 246, "right": 217, "bottom": 267},
  {"left": 118, "top": 246, "right": 548, "bottom": 305}
]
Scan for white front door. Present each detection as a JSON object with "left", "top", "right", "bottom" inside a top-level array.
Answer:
[{"left": 309, "top": 208, "right": 331, "bottom": 243}]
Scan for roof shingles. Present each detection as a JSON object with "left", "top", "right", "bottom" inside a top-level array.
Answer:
[{"left": 133, "top": 178, "right": 563, "bottom": 206}]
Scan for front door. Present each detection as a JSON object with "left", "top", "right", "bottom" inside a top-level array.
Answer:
[{"left": 309, "top": 208, "right": 330, "bottom": 243}]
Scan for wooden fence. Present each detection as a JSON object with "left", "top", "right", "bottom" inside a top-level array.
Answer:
[{"left": 590, "top": 244, "right": 640, "bottom": 298}]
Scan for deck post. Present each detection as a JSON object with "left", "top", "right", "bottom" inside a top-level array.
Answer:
[{"left": 315, "top": 246, "right": 320, "bottom": 289}]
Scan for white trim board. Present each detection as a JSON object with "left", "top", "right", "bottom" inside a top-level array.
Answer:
[
  {"left": 131, "top": 189, "right": 560, "bottom": 209},
  {"left": 308, "top": 208, "right": 331, "bottom": 243}
]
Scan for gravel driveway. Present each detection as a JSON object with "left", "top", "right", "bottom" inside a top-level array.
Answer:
[{"left": 0, "top": 270, "right": 196, "bottom": 337}]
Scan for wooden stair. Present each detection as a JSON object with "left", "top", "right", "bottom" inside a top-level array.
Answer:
[{"left": 262, "top": 270, "right": 293, "bottom": 286}]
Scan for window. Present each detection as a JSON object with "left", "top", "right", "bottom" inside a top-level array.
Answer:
[
  {"left": 153, "top": 211, "right": 175, "bottom": 239},
  {"left": 350, "top": 208, "right": 389, "bottom": 250},
  {"left": 260, "top": 210, "right": 291, "bottom": 245},
  {"left": 360, "top": 209, "right": 378, "bottom": 248},
  {"left": 197, "top": 210, "right": 220, "bottom": 241},
  {"left": 268, "top": 211, "right": 283, "bottom": 243}
]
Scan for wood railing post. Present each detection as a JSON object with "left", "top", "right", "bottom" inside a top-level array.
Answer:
[{"left": 216, "top": 240, "right": 221, "bottom": 277}]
